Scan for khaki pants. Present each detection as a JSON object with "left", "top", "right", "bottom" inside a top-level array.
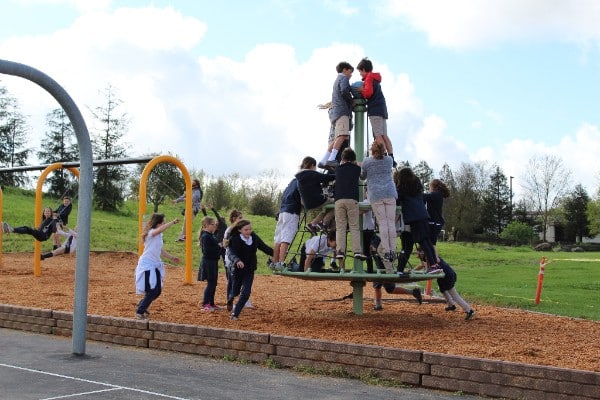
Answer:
[{"left": 334, "top": 199, "right": 361, "bottom": 254}]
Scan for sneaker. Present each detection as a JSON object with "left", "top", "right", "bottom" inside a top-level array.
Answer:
[
  {"left": 201, "top": 304, "right": 215, "bottom": 312},
  {"left": 335, "top": 250, "right": 345, "bottom": 260},
  {"left": 143, "top": 311, "right": 150, "bottom": 318},
  {"left": 230, "top": 314, "right": 238, "bottom": 321},
  {"left": 245, "top": 300, "right": 254, "bottom": 308},
  {"left": 445, "top": 304, "right": 457, "bottom": 312},
  {"left": 396, "top": 270, "right": 410, "bottom": 278},
  {"left": 226, "top": 298, "right": 233, "bottom": 312},
  {"left": 135, "top": 313, "right": 147, "bottom": 320},
  {"left": 383, "top": 251, "right": 396, "bottom": 262},
  {"left": 211, "top": 305, "right": 222, "bottom": 311},
  {"left": 412, "top": 288, "right": 423, "bottom": 305},
  {"left": 2, "top": 222, "right": 13, "bottom": 234},
  {"left": 306, "top": 223, "right": 317, "bottom": 235},
  {"left": 354, "top": 252, "right": 368, "bottom": 260},
  {"left": 465, "top": 310, "right": 476, "bottom": 320},
  {"left": 175, "top": 235, "right": 186, "bottom": 242},
  {"left": 426, "top": 264, "right": 442, "bottom": 274},
  {"left": 373, "top": 304, "right": 383, "bottom": 311}
]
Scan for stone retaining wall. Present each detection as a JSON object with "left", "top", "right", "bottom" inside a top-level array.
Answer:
[{"left": 1, "top": 304, "right": 598, "bottom": 400}]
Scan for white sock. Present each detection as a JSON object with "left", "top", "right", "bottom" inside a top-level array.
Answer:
[
  {"left": 320, "top": 152, "right": 331, "bottom": 165},
  {"left": 328, "top": 149, "right": 339, "bottom": 161}
]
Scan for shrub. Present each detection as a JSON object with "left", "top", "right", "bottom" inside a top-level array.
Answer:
[
  {"left": 500, "top": 221, "right": 535, "bottom": 246},
  {"left": 249, "top": 193, "right": 276, "bottom": 217}
]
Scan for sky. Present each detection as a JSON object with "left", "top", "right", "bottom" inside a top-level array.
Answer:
[{"left": 1, "top": 0, "right": 600, "bottom": 200}]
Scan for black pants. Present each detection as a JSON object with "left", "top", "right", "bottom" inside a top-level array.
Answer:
[{"left": 14, "top": 226, "right": 50, "bottom": 242}]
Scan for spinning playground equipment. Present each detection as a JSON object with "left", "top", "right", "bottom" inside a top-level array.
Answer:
[{"left": 273, "top": 97, "right": 443, "bottom": 315}]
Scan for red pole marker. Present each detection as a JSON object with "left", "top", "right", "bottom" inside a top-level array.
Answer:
[{"left": 534, "top": 256, "right": 546, "bottom": 304}]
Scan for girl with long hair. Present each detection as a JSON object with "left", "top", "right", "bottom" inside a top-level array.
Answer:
[
  {"left": 226, "top": 219, "right": 273, "bottom": 320},
  {"left": 134, "top": 213, "right": 180, "bottom": 319}
]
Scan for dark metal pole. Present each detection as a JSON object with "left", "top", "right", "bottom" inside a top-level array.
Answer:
[
  {"left": 0, "top": 156, "right": 154, "bottom": 173},
  {"left": 509, "top": 176, "right": 514, "bottom": 221}
]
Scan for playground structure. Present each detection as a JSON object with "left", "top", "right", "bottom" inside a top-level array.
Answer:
[{"left": 273, "top": 97, "right": 443, "bottom": 314}]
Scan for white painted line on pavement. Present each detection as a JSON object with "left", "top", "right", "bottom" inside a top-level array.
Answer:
[{"left": 0, "top": 363, "right": 194, "bottom": 400}]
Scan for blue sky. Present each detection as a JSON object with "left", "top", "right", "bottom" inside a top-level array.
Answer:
[{"left": 1, "top": 0, "right": 600, "bottom": 199}]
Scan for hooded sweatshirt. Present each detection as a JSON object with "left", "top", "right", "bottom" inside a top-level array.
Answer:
[{"left": 361, "top": 72, "right": 388, "bottom": 119}]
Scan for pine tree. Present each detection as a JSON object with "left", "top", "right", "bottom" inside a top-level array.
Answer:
[
  {"left": 90, "top": 84, "right": 130, "bottom": 212},
  {"left": 480, "top": 166, "right": 511, "bottom": 234},
  {"left": 37, "top": 108, "right": 79, "bottom": 197},
  {"left": 0, "top": 85, "right": 31, "bottom": 187},
  {"left": 561, "top": 184, "right": 590, "bottom": 243}
]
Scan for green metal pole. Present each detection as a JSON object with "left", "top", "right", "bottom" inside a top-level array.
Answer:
[{"left": 352, "top": 98, "right": 367, "bottom": 315}]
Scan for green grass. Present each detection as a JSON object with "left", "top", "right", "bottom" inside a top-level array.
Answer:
[{"left": 2, "top": 187, "right": 598, "bottom": 321}]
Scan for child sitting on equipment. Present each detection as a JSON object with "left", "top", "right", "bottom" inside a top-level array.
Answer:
[
  {"left": 295, "top": 156, "right": 336, "bottom": 234},
  {"left": 299, "top": 231, "right": 337, "bottom": 272},
  {"left": 41, "top": 226, "right": 77, "bottom": 260}
]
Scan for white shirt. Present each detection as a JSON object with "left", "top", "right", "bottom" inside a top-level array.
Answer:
[
  {"left": 134, "top": 228, "right": 165, "bottom": 294},
  {"left": 305, "top": 236, "right": 334, "bottom": 258},
  {"left": 56, "top": 227, "right": 77, "bottom": 253}
]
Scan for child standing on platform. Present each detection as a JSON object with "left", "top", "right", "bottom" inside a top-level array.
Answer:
[
  {"left": 360, "top": 142, "right": 397, "bottom": 264},
  {"left": 319, "top": 61, "right": 354, "bottom": 169},
  {"left": 334, "top": 148, "right": 366, "bottom": 265},
  {"left": 356, "top": 57, "right": 396, "bottom": 167}
]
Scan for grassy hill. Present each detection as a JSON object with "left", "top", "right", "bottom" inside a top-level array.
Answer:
[{"left": 1, "top": 186, "right": 598, "bottom": 320}]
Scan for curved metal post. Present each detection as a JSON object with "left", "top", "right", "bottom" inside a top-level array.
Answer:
[
  {"left": 0, "top": 59, "right": 94, "bottom": 356},
  {"left": 139, "top": 155, "right": 193, "bottom": 283}
]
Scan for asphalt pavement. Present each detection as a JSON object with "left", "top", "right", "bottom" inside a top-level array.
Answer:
[{"left": 0, "top": 328, "right": 487, "bottom": 400}]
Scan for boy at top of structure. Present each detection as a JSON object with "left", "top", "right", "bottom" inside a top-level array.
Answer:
[
  {"left": 356, "top": 57, "right": 396, "bottom": 168},
  {"left": 318, "top": 61, "right": 354, "bottom": 170}
]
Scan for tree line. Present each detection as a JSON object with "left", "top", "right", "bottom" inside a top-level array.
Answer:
[{"left": 1, "top": 82, "right": 598, "bottom": 245}]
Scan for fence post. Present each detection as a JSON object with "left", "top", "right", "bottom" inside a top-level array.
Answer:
[{"left": 534, "top": 256, "right": 546, "bottom": 304}]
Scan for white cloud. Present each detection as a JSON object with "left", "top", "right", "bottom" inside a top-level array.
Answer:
[
  {"left": 15, "top": 0, "right": 111, "bottom": 13},
  {"left": 325, "top": 0, "right": 359, "bottom": 16},
  {"left": 383, "top": 0, "right": 600, "bottom": 49},
  {"left": 471, "top": 122, "right": 600, "bottom": 198}
]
